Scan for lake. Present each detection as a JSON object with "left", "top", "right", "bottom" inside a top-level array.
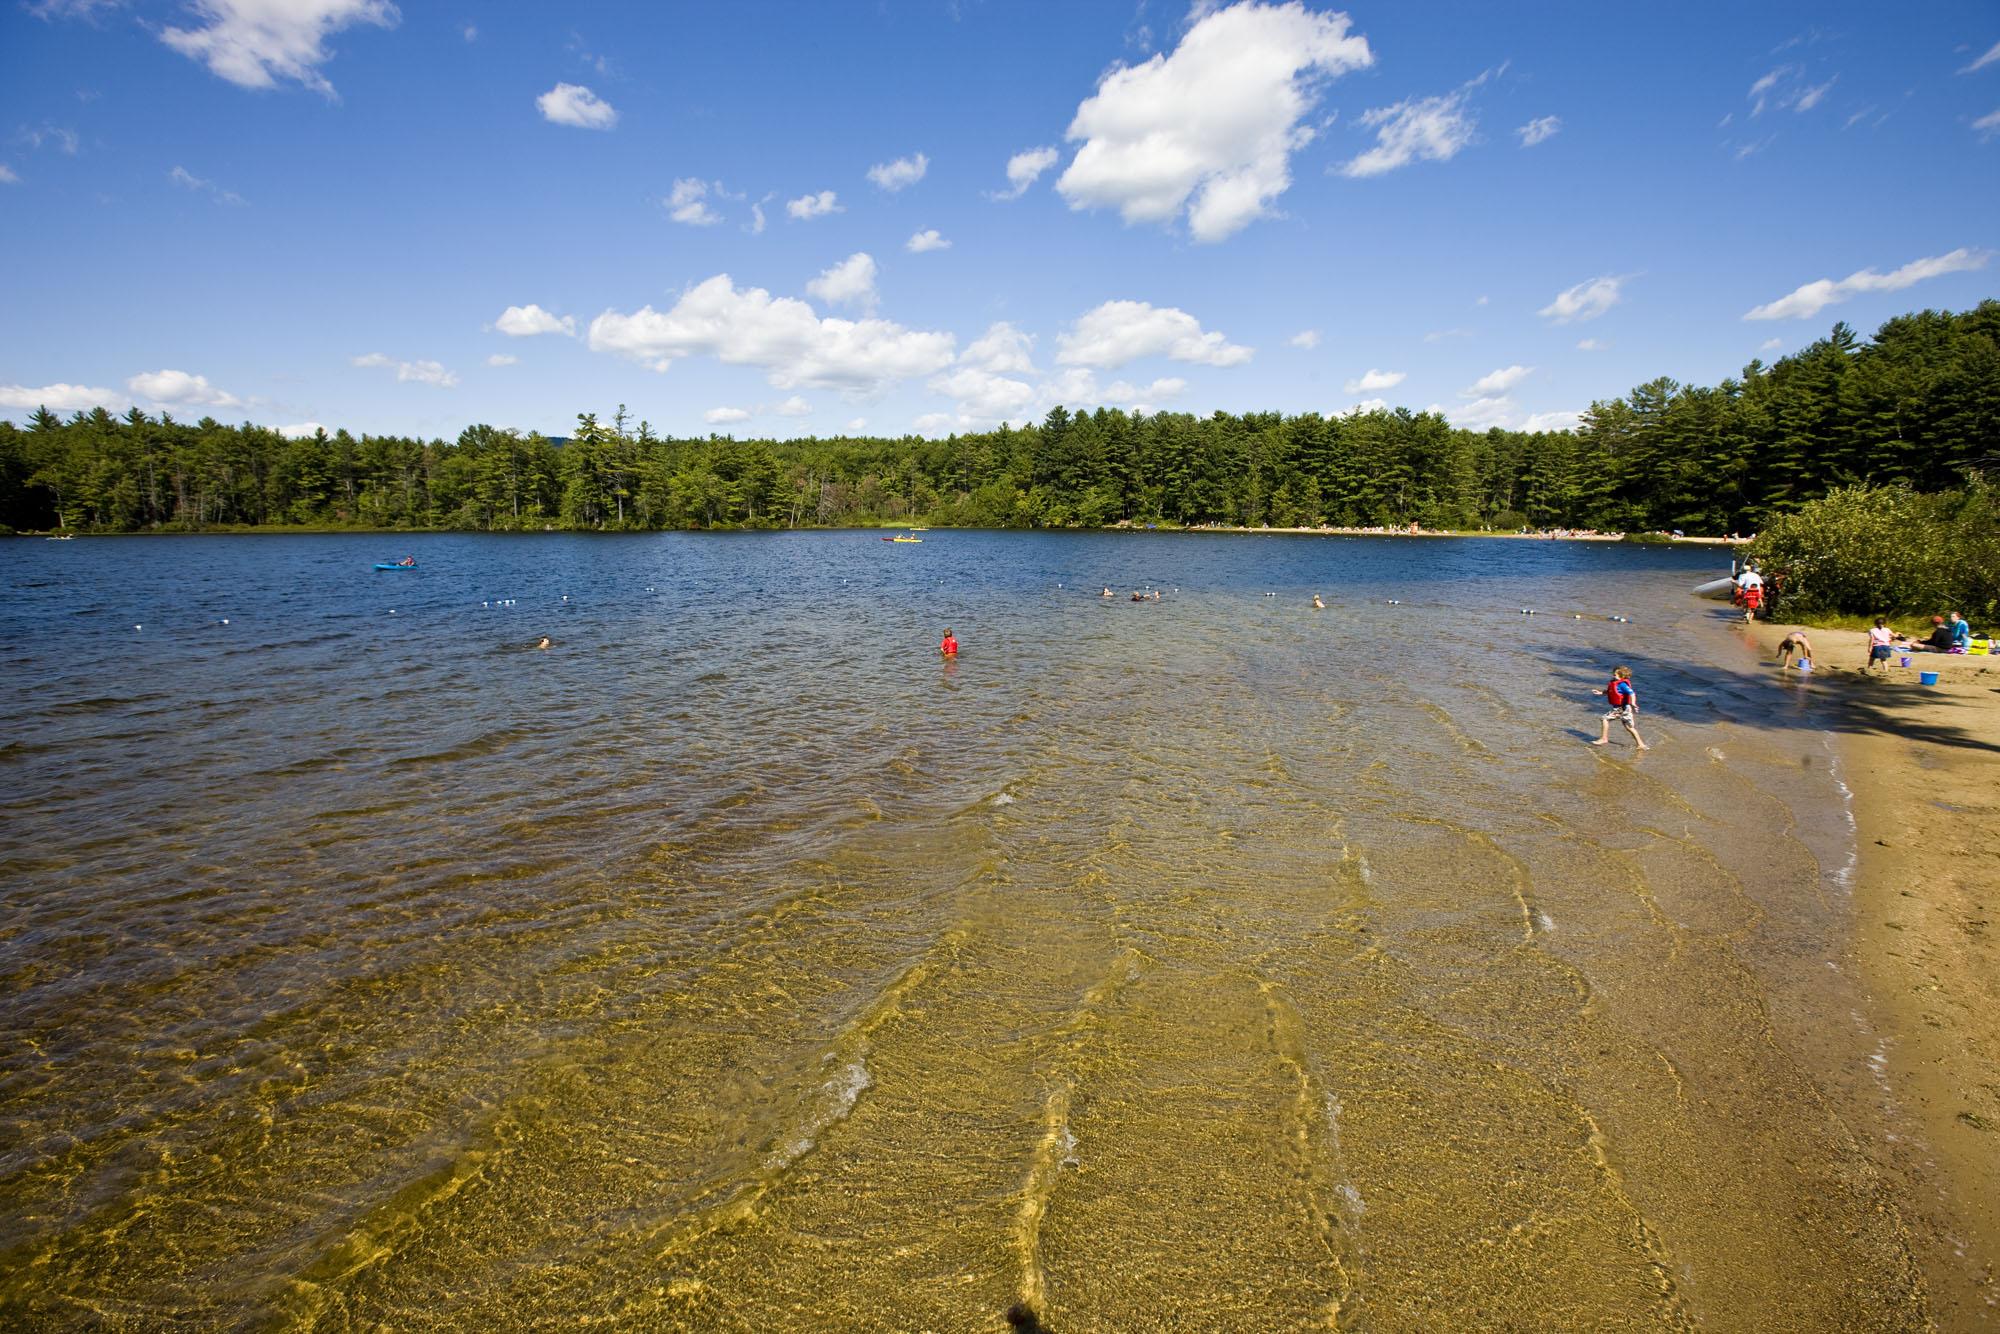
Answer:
[{"left": 0, "top": 531, "right": 1925, "bottom": 1329}]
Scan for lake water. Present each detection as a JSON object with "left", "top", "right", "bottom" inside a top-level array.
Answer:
[{"left": 0, "top": 532, "right": 1928, "bottom": 1329}]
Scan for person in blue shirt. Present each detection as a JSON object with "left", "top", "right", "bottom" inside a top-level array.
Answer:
[{"left": 1948, "top": 612, "right": 1972, "bottom": 652}]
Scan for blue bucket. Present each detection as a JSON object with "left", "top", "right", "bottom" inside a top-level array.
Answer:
[{"left": 1918, "top": 670, "right": 1939, "bottom": 686}]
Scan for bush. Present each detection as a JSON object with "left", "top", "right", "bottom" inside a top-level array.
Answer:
[{"left": 1749, "top": 480, "right": 2000, "bottom": 621}]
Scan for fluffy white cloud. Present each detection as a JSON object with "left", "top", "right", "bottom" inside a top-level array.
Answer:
[
  {"left": 494, "top": 303, "right": 575, "bottom": 337},
  {"left": 352, "top": 353, "right": 458, "bottom": 387},
  {"left": 1289, "top": 329, "right": 1321, "bottom": 349},
  {"left": 905, "top": 228, "right": 950, "bottom": 253},
  {"left": 1451, "top": 395, "right": 1514, "bottom": 429},
  {"left": 866, "top": 152, "right": 927, "bottom": 191},
  {"left": 587, "top": 274, "right": 956, "bottom": 392},
  {"left": 1976, "top": 108, "right": 2000, "bottom": 140},
  {"left": 1056, "top": 299, "right": 1252, "bottom": 369},
  {"left": 0, "top": 165, "right": 22, "bottom": 185},
  {"left": 806, "top": 252, "right": 878, "bottom": 311},
  {"left": 775, "top": 395, "right": 812, "bottom": 416},
  {"left": 537, "top": 83, "right": 616, "bottom": 130},
  {"left": 1539, "top": 275, "right": 1624, "bottom": 323},
  {"left": 1961, "top": 41, "right": 2000, "bottom": 75},
  {"left": 159, "top": 0, "right": 397, "bottom": 97},
  {"left": 846, "top": 417, "right": 867, "bottom": 432},
  {"left": 1576, "top": 337, "right": 1605, "bottom": 351},
  {"left": 1344, "top": 367, "right": 1403, "bottom": 392},
  {"left": 0, "top": 382, "right": 124, "bottom": 412},
  {"left": 786, "top": 190, "right": 841, "bottom": 220},
  {"left": 1343, "top": 84, "right": 1478, "bottom": 177},
  {"left": 1516, "top": 115, "right": 1560, "bottom": 147},
  {"left": 1339, "top": 398, "right": 1388, "bottom": 417},
  {"left": 1748, "top": 66, "right": 1789, "bottom": 116},
  {"left": 1758, "top": 338, "right": 1783, "bottom": 352},
  {"left": 277, "top": 422, "right": 325, "bottom": 438},
  {"left": 1795, "top": 77, "right": 1836, "bottom": 112},
  {"left": 666, "top": 178, "right": 721, "bottom": 225},
  {"left": 704, "top": 406, "right": 752, "bottom": 424},
  {"left": 995, "top": 145, "right": 1058, "bottom": 200},
  {"left": 486, "top": 353, "right": 518, "bottom": 366},
  {"left": 962, "top": 322, "right": 1036, "bottom": 374},
  {"left": 1521, "top": 409, "right": 1580, "bottom": 432},
  {"left": 927, "top": 366, "right": 1038, "bottom": 420},
  {"left": 1057, "top": 1, "right": 1372, "bottom": 241},
  {"left": 1103, "top": 376, "right": 1186, "bottom": 407},
  {"left": 749, "top": 201, "right": 766, "bottom": 234},
  {"left": 1466, "top": 364, "right": 1533, "bottom": 395},
  {"left": 127, "top": 368, "right": 244, "bottom": 408},
  {"left": 1743, "top": 247, "right": 1990, "bottom": 320}
]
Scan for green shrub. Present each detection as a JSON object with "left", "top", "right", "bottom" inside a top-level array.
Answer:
[{"left": 1749, "top": 480, "right": 2000, "bottom": 621}]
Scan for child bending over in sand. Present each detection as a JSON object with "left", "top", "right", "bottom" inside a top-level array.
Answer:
[{"left": 1592, "top": 667, "right": 1649, "bottom": 750}]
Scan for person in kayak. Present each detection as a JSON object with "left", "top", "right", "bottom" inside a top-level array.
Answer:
[
  {"left": 940, "top": 628, "right": 958, "bottom": 658},
  {"left": 398, "top": 555, "right": 415, "bottom": 566}
]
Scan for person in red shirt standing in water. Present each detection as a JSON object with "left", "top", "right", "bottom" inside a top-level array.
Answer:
[
  {"left": 1591, "top": 666, "right": 1648, "bottom": 750},
  {"left": 939, "top": 628, "right": 959, "bottom": 659}
]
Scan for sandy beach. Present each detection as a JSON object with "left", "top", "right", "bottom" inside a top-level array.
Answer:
[{"left": 1750, "top": 619, "right": 2000, "bottom": 1324}]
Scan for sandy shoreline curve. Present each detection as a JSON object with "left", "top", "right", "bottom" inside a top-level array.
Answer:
[{"left": 1748, "top": 619, "right": 2000, "bottom": 1324}]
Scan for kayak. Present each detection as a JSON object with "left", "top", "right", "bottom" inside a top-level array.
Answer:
[
  {"left": 1692, "top": 576, "right": 1734, "bottom": 600},
  {"left": 374, "top": 563, "right": 417, "bottom": 571}
]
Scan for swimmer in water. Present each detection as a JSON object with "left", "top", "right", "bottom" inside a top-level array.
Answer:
[
  {"left": 535, "top": 636, "right": 552, "bottom": 650},
  {"left": 940, "top": 628, "right": 958, "bottom": 658},
  {"left": 1312, "top": 594, "right": 1324, "bottom": 609},
  {"left": 1102, "top": 586, "right": 1114, "bottom": 598}
]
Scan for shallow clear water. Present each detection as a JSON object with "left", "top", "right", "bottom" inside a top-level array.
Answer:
[{"left": 0, "top": 532, "right": 1925, "bottom": 1329}]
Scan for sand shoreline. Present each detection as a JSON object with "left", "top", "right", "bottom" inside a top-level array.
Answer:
[{"left": 1747, "top": 619, "right": 2000, "bottom": 1324}]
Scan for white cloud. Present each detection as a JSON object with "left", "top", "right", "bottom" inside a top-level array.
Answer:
[
  {"left": 846, "top": 417, "right": 867, "bottom": 432},
  {"left": 962, "top": 321, "right": 1036, "bottom": 374},
  {"left": 1795, "top": 76, "right": 1836, "bottom": 112},
  {"left": 127, "top": 368, "right": 244, "bottom": 408},
  {"left": 1103, "top": 376, "right": 1186, "bottom": 407},
  {"left": 775, "top": 395, "right": 812, "bottom": 416},
  {"left": 537, "top": 83, "right": 616, "bottom": 130},
  {"left": 17, "top": 124, "right": 80, "bottom": 155},
  {"left": 277, "top": 422, "right": 325, "bottom": 438},
  {"left": 1343, "top": 80, "right": 1479, "bottom": 178},
  {"left": 1057, "top": 0, "right": 1373, "bottom": 241},
  {"left": 1758, "top": 338, "right": 1783, "bottom": 352},
  {"left": 866, "top": 152, "right": 928, "bottom": 192},
  {"left": 1423, "top": 327, "right": 1472, "bottom": 342},
  {"left": 0, "top": 165, "right": 19, "bottom": 185},
  {"left": 1344, "top": 368, "right": 1404, "bottom": 393},
  {"left": 1539, "top": 275, "right": 1624, "bottom": 323},
  {"left": 705, "top": 406, "right": 752, "bottom": 424},
  {"left": 461, "top": 23, "right": 475, "bottom": 42},
  {"left": 352, "top": 352, "right": 458, "bottom": 387},
  {"left": 1576, "top": 337, "right": 1605, "bottom": 351},
  {"left": 1516, "top": 115, "right": 1560, "bottom": 147},
  {"left": 169, "top": 164, "right": 244, "bottom": 205},
  {"left": 486, "top": 353, "right": 518, "bottom": 366},
  {"left": 995, "top": 145, "right": 1059, "bottom": 200},
  {"left": 587, "top": 273, "right": 956, "bottom": 392},
  {"left": 748, "top": 201, "right": 767, "bottom": 234},
  {"left": 1521, "top": 409, "right": 1580, "bottom": 432},
  {"left": 666, "top": 177, "right": 721, "bottom": 225},
  {"left": 1056, "top": 299, "right": 1251, "bottom": 369},
  {"left": 1451, "top": 395, "right": 1514, "bottom": 429},
  {"left": 1743, "top": 247, "right": 1991, "bottom": 320},
  {"left": 1289, "top": 329, "right": 1321, "bottom": 349},
  {"left": 1748, "top": 66, "right": 1791, "bottom": 115},
  {"left": 786, "top": 189, "right": 841, "bottom": 220},
  {"left": 928, "top": 366, "right": 1038, "bottom": 420},
  {"left": 805, "top": 252, "right": 878, "bottom": 311},
  {"left": 494, "top": 303, "right": 575, "bottom": 337},
  {"left": 0, "top": 382, "right": 124, "bottom": 412},
  {"left": 1466, "top": 364, "right": 1533, "bottom": 395},
  {"left": 158, "top": 0, "right": 397, "bottom": 97},
  {"left": 1976, "top": 108, "right": 2000, "bottom": 140},
  {"left": 905, "top": 228, "right": 950, "bottom": 253},
  {"left": 1338, "top": 398, "right": 1387, "bottom": 417},
  {"left": 1961, "top": 41, "right": 2000, "bottom": 75}
]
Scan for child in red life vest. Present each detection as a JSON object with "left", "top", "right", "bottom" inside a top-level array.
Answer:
[
  {"left": 1591, "top": 666, "right": 1648, "bottom": 750},
  {"left": 940, "top": 628, "right": 958, "bottom": 658}
]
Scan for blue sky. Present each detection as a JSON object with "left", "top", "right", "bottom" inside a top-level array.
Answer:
[{"left": 2, "top": 0, "right": 1996, "bottom": 441}]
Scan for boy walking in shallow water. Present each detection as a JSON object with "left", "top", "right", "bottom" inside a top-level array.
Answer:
[{"left": 1592, "top": 666, "right": 1649, "bottom": 749}]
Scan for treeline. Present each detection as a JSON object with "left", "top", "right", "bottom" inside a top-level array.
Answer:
[{"left": 3, "top": 302, "right": 1995, "bottom": 536}]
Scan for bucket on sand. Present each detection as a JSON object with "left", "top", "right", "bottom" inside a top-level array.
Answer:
[
  {"left": 1918, "top": 670, "right": 1939, "bottom": 686},
  {"left": 1899, "top": 655, "right": 1911, "bottom": 667}
]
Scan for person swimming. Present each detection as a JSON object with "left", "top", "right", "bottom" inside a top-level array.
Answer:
[
  {"left": 534, "top": 636, "right": 551, "bottom": 650},
  {"left": 1312, "top": 594, "right": 1324, "bottom": 609},
  {"left": 940, "top": 628, "right": 958, "bottom": 658},
  {"left": 1102, "top": 587, "right": 1114, "bottom": 598}
]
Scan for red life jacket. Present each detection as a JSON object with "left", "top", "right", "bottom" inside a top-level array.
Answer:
[{"left": 1606, "top": 679, "right": 1633, "bottom": 707}]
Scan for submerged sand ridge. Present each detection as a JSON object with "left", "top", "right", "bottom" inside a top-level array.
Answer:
[{"left": 0, "top": 533, "right": 1966, "bottom": 1329}]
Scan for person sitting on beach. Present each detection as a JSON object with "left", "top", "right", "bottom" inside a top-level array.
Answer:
[
  {"left": 1911, "top": 615, "right": 1953, "bottom": 651},
  {"left": 1591, "top": 667, "right": 1649, "bottom": 750},
  {"left": 1865, "top": 619, "right": 1896, "bottom": 672},
  {"left": 1776, "top": 630, "right": 1813, "bottom": 671},
  {"left": 1948, "top": 612, "right": 1972, "bottom": 653},
  {"left": 940, "top": 628, "right": 958, "bottom": 658}
]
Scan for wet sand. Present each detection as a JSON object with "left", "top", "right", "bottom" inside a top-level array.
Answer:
[{"left": 1751, "top": 620, "right": 2000, "bottom": 1326}]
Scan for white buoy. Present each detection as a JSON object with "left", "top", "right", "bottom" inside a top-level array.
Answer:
[
  {"left": 221, "top": 618, "right": 230, "bottom": 625},
  {"left": 134, "top": 624, "right": 142, "bottom": 631},
  {"left": 389, "top": 609, "right": 396, "bottom": 615}
]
